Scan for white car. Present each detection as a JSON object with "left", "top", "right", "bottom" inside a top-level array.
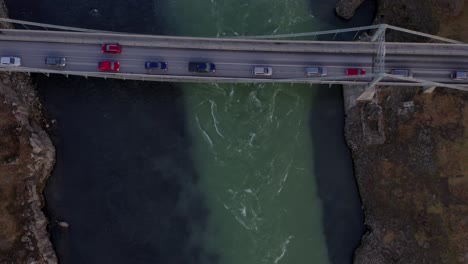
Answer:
[
  {"left": 253, "top": 66, "right": 273, "bottom": 76},
  {"left": 0, "top": 57, "right": 21, "bottom": 67}
]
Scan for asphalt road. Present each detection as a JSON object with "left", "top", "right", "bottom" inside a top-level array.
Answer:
[{"left": 0, "top": 40, "right": 468, "bottom": 85}]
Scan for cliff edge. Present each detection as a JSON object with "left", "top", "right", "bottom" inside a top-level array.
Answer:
[{"left": 0, "top": 1, "right": 58, "bottom": 263}]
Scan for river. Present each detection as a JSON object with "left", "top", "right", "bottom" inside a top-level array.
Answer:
[{"left": 5, "top": 0, "right": 375, "bottom": 263}]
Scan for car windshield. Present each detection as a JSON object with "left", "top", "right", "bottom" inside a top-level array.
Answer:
[{"left": 9, "top": 58, "right": 14, "bottom": 63}]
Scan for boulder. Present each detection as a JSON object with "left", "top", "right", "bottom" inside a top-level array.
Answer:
[{"left": 336, "top": 0, "right": 367, "bottom": 19}]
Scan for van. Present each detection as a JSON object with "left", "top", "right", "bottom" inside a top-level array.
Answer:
[
  {"left": 45, "top": 57, "right": 66, "bottom": 67},
  {"left": 451, "top": 71, "right": 467, "bottom": 80},
  {"left": 306, "top": 67, "right": 327, "bottom": 76},
  {"left": 253, "top": 66, "right": 272, "bottom": 76}
]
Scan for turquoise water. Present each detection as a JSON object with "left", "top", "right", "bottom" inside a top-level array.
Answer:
[
  {"left": 166, "top": 0, "right": 329, "bottom": 263},
  {"left": 165, "top": 0, "right": 321, "bottom": 37},
  {"left": 184, "top": 84, "right": 328, "bottom": 263}
]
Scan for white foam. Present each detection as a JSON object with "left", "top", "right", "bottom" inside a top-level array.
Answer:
[
  {"left": 277, "top": 160, "right": 292, "bottom": 194},
  {"left": 274, "top": 235, "right": 294, "bottom": 264},
  {"left": 210, "top": 100, "right": 224, "bottom": 138},
  {"left": 195, "top": 115, "right": 213, "bottom": 147}
]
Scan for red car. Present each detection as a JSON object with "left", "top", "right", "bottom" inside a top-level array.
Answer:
[
  {"left": 345, "top": 68, "right": 366, "bottom": 76},
  {"left": 98, "top": 61, "right": 120, "bottom": 72},
  {"left": 101, "top": 43, "right": 122, "bottom": 54}
]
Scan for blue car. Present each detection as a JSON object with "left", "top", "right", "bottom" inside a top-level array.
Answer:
[
  {"left": 145, "top": 61, "right": 168, "bottom": 71},
  {"left": 188, "top": 62, "right": 216, "bottom": 73}
]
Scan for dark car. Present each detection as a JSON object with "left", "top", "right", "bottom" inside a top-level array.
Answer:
[
  {"left": 345, "top": 68, "right": 366, "bottom": 76},
  {"left": 390, "top": 69, "right": 413, "bottom": 78},
  {"left": 145, "top": 61, "right": 168, "bottom": 71},
  {"left": 188, "top": 62, "right": 216, "bottom": 73},
  {"left": 98, "top": 61, "right": 120, "bottom": 72},
  {"left": 101, "top": 43, "right": 122, "bottom": 54},
  {"left": 45, "top": 57, "right": 66, "bottom": 67}
]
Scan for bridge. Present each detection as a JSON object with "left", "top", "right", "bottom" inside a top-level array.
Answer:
[{"left": 0, "top": 18, "right": 467, "bottom": 101}]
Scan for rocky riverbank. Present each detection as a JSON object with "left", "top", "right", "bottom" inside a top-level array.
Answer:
[
  {"left": 0, "top": 1, "right": 58, "bottom": 263},
  {"left": 337, "top": 0, "right": 468, "bottom": 263}
]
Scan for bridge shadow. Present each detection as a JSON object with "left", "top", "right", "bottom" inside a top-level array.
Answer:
[
  {"left": 309, "top": 84, "right": 365, "bottom": 264},
  {"left": 35, "top": 75, "right": 219, "bottom": 264}
]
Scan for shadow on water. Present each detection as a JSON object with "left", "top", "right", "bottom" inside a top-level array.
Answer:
[
  {"left": 6, "top": 0, "right": 217, "bottom": 263},
  {"left": 310, "top": 86, "right": 366, "bottom": 264},
  {"left": 310, "top": 0, "right": 377, "bottom": 27},
  {"left": 309, "top": 0, "right": 377, "bottom": 41},
  {"left": 5, "top": 0, "right": 169, "bottom": 34},
  {"left": 36, "top": 76, "right": 217, "bottom": 264},
  {"left": 305, "top": 2, "right": 376, "bottom": 263}
]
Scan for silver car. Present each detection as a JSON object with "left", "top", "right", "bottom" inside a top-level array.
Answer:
[
  {"left": 253, "top": 66, "right": 273, "bottom": 76},
  {"left": 306, "top": 67, "right": 327, "bottom": 76}
]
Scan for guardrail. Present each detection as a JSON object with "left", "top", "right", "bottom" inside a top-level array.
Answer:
[
  {"left": 1, "top": 66, "right": 467, "bottom": 90},
  {"left": 1, "top": 30, "right": 468, "bottom": 56}
]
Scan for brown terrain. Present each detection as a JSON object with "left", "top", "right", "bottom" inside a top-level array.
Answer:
[
  {"left": 0, "top": 1, "right": 57, "bottom": 263},
  {"left": 337, "top": 0, "right": 468, "bottom": 263}
]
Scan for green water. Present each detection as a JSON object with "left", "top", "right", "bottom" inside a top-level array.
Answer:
[
  {"left": 165, "top": 0, "right": 322, "bottom": 37},
  {"left": 165, "top": 1, "right": 329, "bottom": 263}
]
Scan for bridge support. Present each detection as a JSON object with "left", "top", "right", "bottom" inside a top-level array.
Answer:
[
  {"left": 359, "top": 25, "right": 387, "bottom": 102},
  {"left": 423, "top": 86, "right": 437, "bottom": 93},
  {"left": 356, "top": 86, "right": 376, "bottom": 102},
  {"left": 370, "top": 25, "right": 387, "bottom": 42},
  {"left": 358, "top": 74, "right": 383, "bottom": 102},
  {"left": 353, "top": 30, "right": 360, "bottom": 41}
]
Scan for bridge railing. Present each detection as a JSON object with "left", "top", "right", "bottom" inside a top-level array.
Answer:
[
  {"left": 1, "top": 29, "right": 468, "bottom": 56},
  {"left": 0, "top": 18, "right": 108, "bottom": 33},
  {"left": 1, "top": 67, "right": 466, "bottom": 92}
]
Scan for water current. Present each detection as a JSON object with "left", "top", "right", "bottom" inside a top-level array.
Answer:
[{"left": 5, "top": 0, "right": 375, "bottom": 263}]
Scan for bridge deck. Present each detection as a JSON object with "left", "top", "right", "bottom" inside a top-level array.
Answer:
[{"left": 0, "top": 29, "right": 467, "bottom": 90}]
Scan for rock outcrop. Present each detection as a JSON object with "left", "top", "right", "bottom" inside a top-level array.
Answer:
[
  {"left": 0, "top": 2, "right": 58, "bottom": 263},
  {"left": 338, "top": 0, "right": 468, "bottom": 263},
  {"left": 347, "top": 87, "right": 468, "bottom": 264},
  {"left": 335, "top": 0, "right": 366, "bottom": 20},
  {"left": 0, "top": 74, "right": 58, "bottom": 264}
]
